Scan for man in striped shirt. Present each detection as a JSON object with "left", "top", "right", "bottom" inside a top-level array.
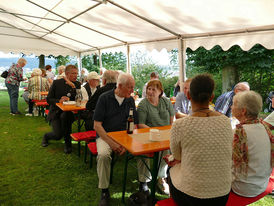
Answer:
[{"left": 215, "top": 82, "right": 250, "bottom": 117}]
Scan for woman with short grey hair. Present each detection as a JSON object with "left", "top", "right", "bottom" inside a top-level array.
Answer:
[
  {"left": 231, "top": 90, "right": 273, "bottom": 197},
  {"left": 5, "top": 58, "right": 27, "bottom": 115}
]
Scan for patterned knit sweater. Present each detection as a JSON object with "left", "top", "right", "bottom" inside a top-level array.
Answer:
[{"left": 170, "top": 115, "right": 233, "bottom": 198}]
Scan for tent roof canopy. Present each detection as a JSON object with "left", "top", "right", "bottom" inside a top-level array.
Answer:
[{"left": 0, "top": 0, "right": 273, "bottom": 56}]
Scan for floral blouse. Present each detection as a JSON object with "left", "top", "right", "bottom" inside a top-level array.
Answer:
[{"left": 5, "top": 63, "right": 24, "bottom": 86}]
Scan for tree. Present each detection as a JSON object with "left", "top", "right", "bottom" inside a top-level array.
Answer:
[
  {"left": 38, "top": 55, "right": 45, "bottom": 69},
  {"left": 55, "top": 55, "right": 71, "bottom": 68},
  {"left": 102, "top": 52, "right": 127, "bottom": 71},
  {"left": 81, "top": 55, "right": 99, "bottom": 73}
]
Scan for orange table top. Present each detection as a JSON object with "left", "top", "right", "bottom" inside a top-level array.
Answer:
[
  {"left": 107, "top": 125, "right": 171, "bottom": 156},
  {"left": 56, "top": 103, "right": 86, "bottom": 112},
  {"left": 40, "top": 91, "right": 48, "bottom": 96}
]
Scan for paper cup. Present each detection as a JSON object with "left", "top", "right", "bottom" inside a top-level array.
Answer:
[{"left": 149, "top": 129, "right": 160, "bottom": 141}]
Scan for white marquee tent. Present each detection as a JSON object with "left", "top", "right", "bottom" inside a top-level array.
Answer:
[{"left": 0, "top": 0, "right": 273, "bottom": 79}]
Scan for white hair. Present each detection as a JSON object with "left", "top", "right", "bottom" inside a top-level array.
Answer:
[
  {"left": 116, "top": 72, "right": 134, "bottom": 87},
  {"left": 57, "top": 65, "right": 66, "bottom": 73},
  {"left": 233, "top": 90, "right": 262, "bottom": 118},
  {"left": 32, "top": 68, "right": 42, "bottom": 76}
]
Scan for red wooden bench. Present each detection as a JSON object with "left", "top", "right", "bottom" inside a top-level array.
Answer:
[
  {"left": 71, "top": 130, "right": 96, "bottom": 158},
  {"left": 156, "top": 198, "right": 177, "bottom": 206},
  {"left": 226, "top": 174, "right": 274, "bottom": 206}
]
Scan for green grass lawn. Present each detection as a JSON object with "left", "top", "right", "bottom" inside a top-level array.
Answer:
[{"left": 0, "top": 90, "right": 273, "bottom": 205}]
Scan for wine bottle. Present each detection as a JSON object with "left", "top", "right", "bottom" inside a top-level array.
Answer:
[{"left": 127, "top": 108, "right": 134, "bottom": 134}]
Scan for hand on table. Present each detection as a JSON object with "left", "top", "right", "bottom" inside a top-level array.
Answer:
[
  {"left": 163, "top": 154, "right": 181, "bottom": 167},
  {"left": 59, "top": 96, "right": 70, "bottom": 104},
  {"left": 109, "top": 140, "right": 126, "bottom": 155}
]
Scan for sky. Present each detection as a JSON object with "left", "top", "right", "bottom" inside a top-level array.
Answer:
[{"left": 0, "top": 48, "right": 171, "bottom": 66}]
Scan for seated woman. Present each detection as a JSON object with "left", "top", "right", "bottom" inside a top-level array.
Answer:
[
  {"left": 137, "top": 79, "right": 174, "bottom": 194},
  {"left": 165, "top": 74, "right": 233, "bottom": 206},
  {"left": 26, "top": 68, "right": 49, "bottom": 116},
  {"left": 231, "top": 90, "right": 273, "bottom": 197}
]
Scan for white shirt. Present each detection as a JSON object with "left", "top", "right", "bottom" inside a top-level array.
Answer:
[
  {"left": 81, "top": 86, "right": 97, "bottom": 102},
  {"left": 46, "top": 70, "right": 55, "bottom": 80},
  {"left": 232, "top": 123, "right": 272, "bottom": 197}
]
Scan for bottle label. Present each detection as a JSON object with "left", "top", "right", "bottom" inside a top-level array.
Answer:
[{"left": 129, "top": 122, "right": 134, "bottom": 132}]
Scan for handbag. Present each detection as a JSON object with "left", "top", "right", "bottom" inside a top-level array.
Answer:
[{"left": 1, "top": 70, "right": 8, "bottom": 78}]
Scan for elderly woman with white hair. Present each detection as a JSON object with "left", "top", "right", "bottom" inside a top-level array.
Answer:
[
  {"left": 56, "top": 65, "right": 66, "bottom": 79},
  {"left": 25, "top": 68, "right": 50, "bottom": 116},
  {"left": 5, "top": 57, "right": 27, "bottom": 115},
  {"left": 231, "top": 90, "right": 273, "bottom": 197}
]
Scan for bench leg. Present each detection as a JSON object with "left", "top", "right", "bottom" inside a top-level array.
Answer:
[
  {"left": 110, "top": 153, "right": 115, "bottom": 184},
  {"left": 77, "top": 142, "right": 81, "bottom": 157},
  {"left": 84, "top": 142, "right": 88, "bottom": 163}
]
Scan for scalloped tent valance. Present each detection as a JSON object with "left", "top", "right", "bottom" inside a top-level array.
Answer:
[{"left": 0, "top": 0, "right": 273, "bottom": 56}]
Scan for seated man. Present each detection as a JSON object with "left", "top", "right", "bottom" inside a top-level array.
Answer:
[
  {"left": 215, "top": 82, "right": 250, "bottom": 117},
  {"left": 174, "top": 78, "right": 192, "bottom": 119},
  {"left": 94, "top": 73, "right": 145, "bottom": 206},
  {"left": 85, "top": 70, "right": 118, "bottom": 130},
  {"left": 41, "top": 65, "right": 81, "bottom": 154},
  {"left": 80, "top": 71, "right": 100, "bottom": 131}
]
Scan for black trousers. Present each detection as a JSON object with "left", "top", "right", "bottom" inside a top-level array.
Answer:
[
  {"left": 81, "top": 110, "right": 94, "bottom": 131},
  {"left": 28, "top": 99, "right": 34, "bottom": 114},
  {"left": 167, "top": 170, "right": 229, "bottom": 206},
  {"left": 45, "top": 111, "right": 75, "bottom": 147}
]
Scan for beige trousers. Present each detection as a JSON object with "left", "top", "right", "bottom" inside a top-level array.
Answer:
[
  {"left": 96, "top": 137, "right": 168, "bottom": 188},
  {"left": 137, "top": 150, "right": 169, "bottom": 182}
]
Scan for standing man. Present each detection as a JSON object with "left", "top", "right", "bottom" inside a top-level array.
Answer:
[
  {"left": 215, "top": 82, "right": 250, "bottom": 117},
  {"left": 81, "top": 71, "right": 100, "bottom": 131},
  {"left": 5, "top": 58, "right": 27, "bottom": 115},
  {"left": 94, "top": 73, "right": 138, "bottom": 206},
  {"left": 42, "top": 65, "right": 81, "bottom": 154},
  {"left": 174, "top": 78, "right": 192, "bottom": 119}
]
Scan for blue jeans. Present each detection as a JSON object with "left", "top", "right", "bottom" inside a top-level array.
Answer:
[{"left": 5, "top": 83, "right": 19, "bottom": 113}]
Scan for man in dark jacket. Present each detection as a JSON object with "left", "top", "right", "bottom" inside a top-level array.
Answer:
[
  {"left": 42, "top": 65, "right": 81, "bottom": 154},
  {"left": 85, "top": 70, "right": 118, "bottom": 130}
]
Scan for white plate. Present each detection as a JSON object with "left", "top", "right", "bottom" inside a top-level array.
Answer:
[{"left": 63, "top": 101, "right": 76, "bottom": 105}]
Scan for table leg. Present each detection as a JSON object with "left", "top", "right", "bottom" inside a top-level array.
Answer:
[
  {"left": 122, "top": 152, "right": 130, "bottom": 203},
  {"left": 150, "top": 152, "right": 159, "bottom": 200}
]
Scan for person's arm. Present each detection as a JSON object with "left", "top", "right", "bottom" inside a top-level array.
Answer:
[
  {"left": 63, "top": 76, "right": 75, "bottom": 88},
  {"left": 46, "top": 80, "right": 68, "bottom": 105},
  {"left": 170, "top": 122, "right": 181, "bottom": 161},
  {"left": 174, "top": 93, "right": 188, "bottom": 119},
  {"left": 94, "top": 121, "right": 125, "bottom": 155},
  {"left": 81, "top": 86, "right": 89, "bottom": 102},
  {"left": 137, "top": 99, "right": 150, "bottom": 128},
  {"left": 166, "top": 97, "right": 175, "bottom": 124}
]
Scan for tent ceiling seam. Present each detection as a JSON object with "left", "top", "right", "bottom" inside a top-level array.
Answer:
[
  {"left": 0, "top": 25, "right": 48, "bottom": 33},
  {"left": 0, "top": 8, "right": 98, "bottom": 50},
  {"left": 0, "top": 10, "right": 65, "bottom": 23},
  {"left": 27, "top": 0, "right": 127, "bottom": 44},
  {"left": 106, "top": 0, "right": 180, "bottom": 38},
  {"left": 0, "top": 19, "right": 78, "bottom": 54},
  {"left": 40, "top": 2, "right": 101, "bottom": 37}
]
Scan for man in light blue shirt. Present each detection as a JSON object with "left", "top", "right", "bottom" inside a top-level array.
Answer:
[{"left": 174, "top": 79, "right": 192, "bottom": 119}]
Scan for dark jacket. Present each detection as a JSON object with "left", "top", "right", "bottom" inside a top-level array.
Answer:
[
  {"left": 47, "top": 78, "right": 81, "bottom": 121},
  {"left": 86, "top": 82, "right": 116, "bottom": 111}
]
